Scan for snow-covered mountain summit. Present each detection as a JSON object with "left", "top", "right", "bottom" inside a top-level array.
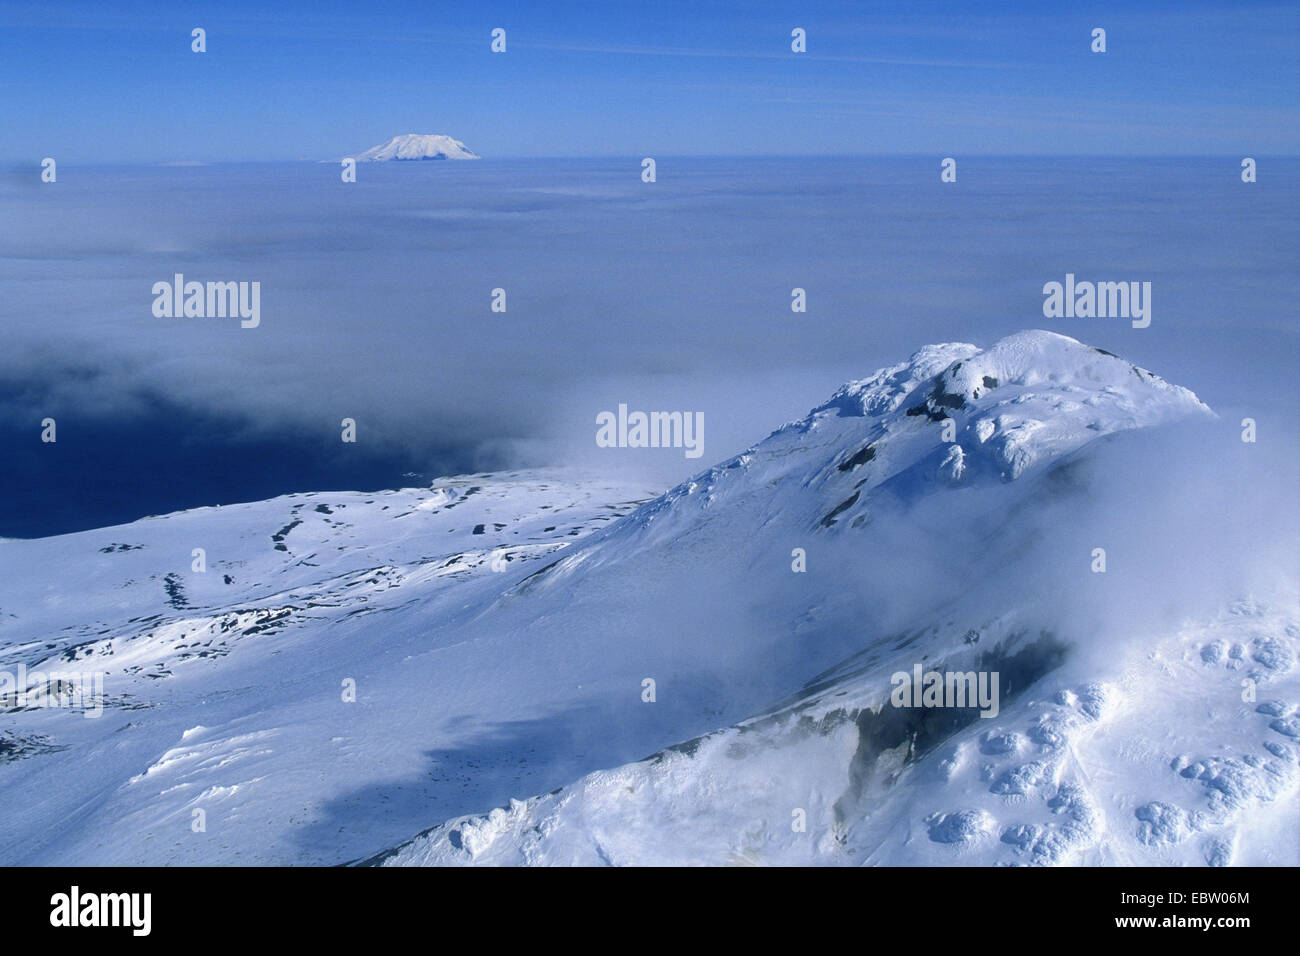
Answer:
[
  {"left": 511, "top": 329, "right": 1213, "bottom": 589},
  {"left": 355, "top": 134, "right": 480, "bottom": 161}
]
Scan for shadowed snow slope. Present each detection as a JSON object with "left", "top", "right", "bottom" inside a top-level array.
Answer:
[{"left": 1, "top": 330, "right": 1294, "bottom": 866}]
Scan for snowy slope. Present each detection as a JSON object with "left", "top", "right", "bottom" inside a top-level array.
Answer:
[
  {"left": 375, "top": 597, "right": 1298, "bottom": 867},
  {"left": 355, "top": 134, "right": 480, "bottom": 161},
  {"left": 1, "top": 330, "right": 1294, "bottom": 867},
  {"left": 0, "top": 472, "right": 657, "bottom": 864}
]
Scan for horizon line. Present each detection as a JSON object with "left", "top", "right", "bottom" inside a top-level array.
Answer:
[{"left": 7, "top": 152, "right": 1299, "bottom": 166}]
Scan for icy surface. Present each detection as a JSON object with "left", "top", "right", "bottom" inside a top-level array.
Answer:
[{"left": 1, "top": 330, "right": 1294, "bottom": 867}]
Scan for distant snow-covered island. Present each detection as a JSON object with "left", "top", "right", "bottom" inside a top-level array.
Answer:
[{"left": 354, "top": 133, "right": 480, "bottom": 161}]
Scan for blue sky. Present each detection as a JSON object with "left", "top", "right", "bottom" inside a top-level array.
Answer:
[{"left": 2, "top": 0, "right": 1298, "bottom": 160}]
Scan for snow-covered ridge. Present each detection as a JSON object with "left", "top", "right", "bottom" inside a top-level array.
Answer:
[
  {"left": 508, "top": 329, "right": 1213, "bottom": 592},
  {"left": 355, "top": 134, "right": 480, "bottom": 161}
]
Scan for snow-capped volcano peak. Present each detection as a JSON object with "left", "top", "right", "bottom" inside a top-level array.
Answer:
[
  {"left": 356, "top": 133, "right": 480, "bottom": 161},
  {"left": 832, "top": 328, "right": 1210, "bottom": 483},
  {"left": 818, "top": 329, "right": 1205, "bottom": 430},
  {"left": 519, "top": 330, "right": 1213, "bottom": 581},
  {"left": 813, "top": 328, "right": 1212, "bottom": 484}
]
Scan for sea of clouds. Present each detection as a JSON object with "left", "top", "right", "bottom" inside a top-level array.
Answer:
[{"left": 1, "top": 156, "right": 1295, "bottom": 535}]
